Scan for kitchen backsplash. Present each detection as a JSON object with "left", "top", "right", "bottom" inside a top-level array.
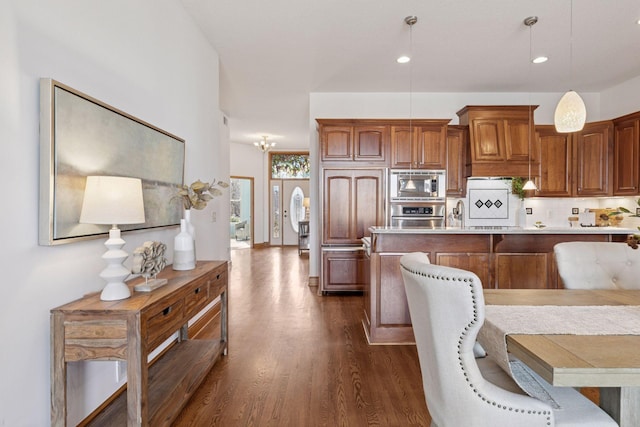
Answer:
[{"left": 446, "top": 195, "right": 640, "bottom": 229}]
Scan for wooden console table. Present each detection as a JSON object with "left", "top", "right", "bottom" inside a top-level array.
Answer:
[{"left": 50, "top": 260, "right": 228, "bottom": 426}]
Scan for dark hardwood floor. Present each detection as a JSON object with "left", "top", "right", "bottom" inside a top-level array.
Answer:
[{"left": 174, "top": 247, "right": 431, "bottom": 426}]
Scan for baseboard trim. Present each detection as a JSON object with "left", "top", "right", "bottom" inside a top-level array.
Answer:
[{"left": 308, "top": 276, "right": 319, "bottom": 287}]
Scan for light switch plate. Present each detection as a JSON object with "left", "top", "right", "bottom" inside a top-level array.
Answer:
[
  {"left": 572, "top": 208, "right": 579, "bottom": 214},
  {"left": 526, "top": 208, "right": 533, "bottom": 215}
]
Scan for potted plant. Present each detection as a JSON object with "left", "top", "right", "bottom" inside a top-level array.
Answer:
[{"left": 511, "top": 177, "right": 526, "bottom": 201}]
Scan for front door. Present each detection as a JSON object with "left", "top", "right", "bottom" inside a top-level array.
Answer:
[{"left": 270, "top": 179, "right": 309, "bottom": 246}]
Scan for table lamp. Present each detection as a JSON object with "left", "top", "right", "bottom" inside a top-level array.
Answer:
[{"left": 80, "top": 176, "right": 146, "bottom": 301}]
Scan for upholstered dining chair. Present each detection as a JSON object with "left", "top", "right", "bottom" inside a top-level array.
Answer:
[
  {"left": 554, "top": 241, "right": 640, "bottom": 289},
  {"left": 399, "top": 252, "right": 617, "bottom": 427}
]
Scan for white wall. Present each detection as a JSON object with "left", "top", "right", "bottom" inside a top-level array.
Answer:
[
  {"left": 229, "top": 142, "right": 269, "bottom": 244},
  {"left": 600, "top": 75, "right": 640, "bottom": 119},
  {"left": 0, "top": 0, "right": 227, "bottom": 425}
]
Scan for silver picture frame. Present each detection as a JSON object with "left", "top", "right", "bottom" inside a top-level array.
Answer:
[{"left": 39, "top": 78, "right": 185, "bottom": 245}]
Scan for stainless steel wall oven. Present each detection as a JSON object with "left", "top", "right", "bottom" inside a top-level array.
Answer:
[{"left": 389, "top": 203, "right": 445, "bottom": 228}]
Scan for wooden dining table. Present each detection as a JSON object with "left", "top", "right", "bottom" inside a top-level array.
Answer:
[{"left": 482, "top": 289, "right": 640, "bottom": 427}]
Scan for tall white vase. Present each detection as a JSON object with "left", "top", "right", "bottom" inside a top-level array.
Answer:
[
  {"left": 183, "top": 209, "right": 197, "bottom": 260},
  {"left": 173, "top": 219, "right": 195, "bottom": 270}
]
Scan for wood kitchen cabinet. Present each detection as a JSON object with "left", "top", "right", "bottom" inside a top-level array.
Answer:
[
  {"left": 364, "top": 231, "right": 627, "bottom": 344},
  {"left": 436, "top": 252, "right": 490, "bottom": 287},
  {"left": 534, "top": 125, "right": 573, "bottom": 197},
  {"left": 533, "top": 121, "right": 613, "bottom": 197},
  {"left": 322, "top": 168, "right": 384, "bottom": 245},
  {"left": 457, "top": 105, "right": 538, "bottom": 177},
  {"left": 318, "top": 121, "right": 388, "bottom": 164},
  {"left": 320, "top": 167, "right": 383, "bottom": 293},
  {"left": 446, "top": 125, "right": 470, "bottom": 196},
  {"left": 322, "top": 248, "right": 367, "bottom": 293},
  {"left": 613, "top": 112, "right": 640, "bottom": 195},
  {"left": 390, "top": 119, "right": 450, "bottom": 169},
  {"left": 574, "top": 120, "right": 613, "bottom": 196},
  {"left": 494, "top": 253, "right": 550, "bottom": 289}
]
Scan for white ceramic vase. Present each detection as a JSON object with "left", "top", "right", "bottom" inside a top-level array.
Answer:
[
  {"left": 173, "top": 219, "right": 195, "bottom": 270},
  {"left": 183, "top": 209, "right": 197, "bottom": 260}
]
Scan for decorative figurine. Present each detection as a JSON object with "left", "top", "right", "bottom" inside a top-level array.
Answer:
[{"left": 132, "top": 241, "right": 169, "bottom": 292}]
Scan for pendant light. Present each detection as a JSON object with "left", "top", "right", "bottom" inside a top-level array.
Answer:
[
  {"left": 554, "top": 0, "right": 586, "bottom": 133},
  {"left": 403, "top": 15, "right": 417, "bottom": 191},
  {"left": 523, "top": 16, "right": 538, "bottom": 191}
]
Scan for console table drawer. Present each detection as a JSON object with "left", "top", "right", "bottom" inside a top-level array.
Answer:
[
  {"left": 209, "top": 269, "right": 227, "bottom": 298},
  {"left": 146, "top": 299, "right": 184, "bottom": 349},
  {"left": 184, "top": 276, "right": 210, "bottom": 316}
]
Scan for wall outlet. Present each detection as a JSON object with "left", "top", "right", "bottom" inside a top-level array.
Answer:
[
  {"left": 572, "top": 208, "right": 579, "bottom": 214},
  {"left": 211, "top": 211, "right": 217, "bottom": 222},
  {"left": 526, "top": 208, "right": 533, "bottom": 215}
]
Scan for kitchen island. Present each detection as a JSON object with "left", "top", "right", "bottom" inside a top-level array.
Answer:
[{"left": 363, "top": 226, "right": 635, "bottom": 344}]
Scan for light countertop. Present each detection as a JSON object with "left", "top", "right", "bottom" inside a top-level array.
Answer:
[{"left": 369, "top": 226, "right": 638, "bottom": 235}]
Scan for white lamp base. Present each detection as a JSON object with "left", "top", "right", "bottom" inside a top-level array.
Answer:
[{"left": 99, "top": 227, "right": 132, "bottom": 301}]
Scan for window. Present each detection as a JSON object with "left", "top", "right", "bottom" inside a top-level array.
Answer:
[{"left": 271, "top": 153, "right": 310, "bottom": 179}]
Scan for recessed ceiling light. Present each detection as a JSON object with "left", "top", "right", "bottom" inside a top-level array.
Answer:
[
  {"left": 532, "top": 56, "right": 548, "bottom": 64},
  {"left": 637, "top": 18, "right": 640, "bottom": 25},
  {"left": 397, "top": 56, "right": 410, "bottom": 64}
]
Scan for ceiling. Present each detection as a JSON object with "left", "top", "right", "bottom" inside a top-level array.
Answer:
[{"left": 180, "top": 0, "right": 640, "bottom": 150}]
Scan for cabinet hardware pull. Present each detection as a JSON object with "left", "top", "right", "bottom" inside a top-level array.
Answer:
[
  {"left": 194, "top": 287, "right": 201, "bottom": 294},
  {"left": 162, "top": 306, "right": 172, "bottom": 316}
]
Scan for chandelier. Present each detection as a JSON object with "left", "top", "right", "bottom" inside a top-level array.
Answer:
[{"left": 254, "top": 135, "right": 276, "bottom": 153}]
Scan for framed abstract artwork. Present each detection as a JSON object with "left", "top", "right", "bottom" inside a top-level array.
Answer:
[{"left": 39, "top": 78, "right": 185, "bottom": 245}]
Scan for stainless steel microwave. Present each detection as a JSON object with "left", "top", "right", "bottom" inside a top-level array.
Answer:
[{"left": 389, "top": 169, "right": 446, "bottom": 201}]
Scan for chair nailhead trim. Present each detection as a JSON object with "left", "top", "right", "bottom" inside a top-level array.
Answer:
[{"left": 401, "top": 262, "right": 553, "bottom": 423}]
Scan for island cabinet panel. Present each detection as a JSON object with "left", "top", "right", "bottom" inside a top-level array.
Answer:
[
  {"left": 436, "top": 253, "right": 491, "bottom": 288},
  {"left": 494, "top": 253, "right": 550, "bottom": 289},
  {"left": 364, "top": 231, "right": 630, "bottom": 344},
  {"left": 446, "top": 126, "right": 470, "bottom": 197},
  {"left": 613, "top": 112, "right": 640, "bottom": 195}
]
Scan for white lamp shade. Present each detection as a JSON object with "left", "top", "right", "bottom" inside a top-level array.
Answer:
[
  {"left": 80, "top": 176, "right": 146, "bottom": 225},
  {"left": 554, "top": 90, "right": 587, "bottom": 133},
  {"left": 522, "top": 180, "right": 537, "bottom": 191}
]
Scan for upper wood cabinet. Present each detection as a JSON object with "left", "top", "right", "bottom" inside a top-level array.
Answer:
[
  {"left": 613, "top": 112, "right": 640, "bottom": 195},
  {"left": 533, "top": 121, "right": 613, "bottom": 197},
  {"left": 390, "top": 120, "right": 449, "bottom": 169},
  {"left": 456, "top": 105, "right": 538, "bottom": 177},
  {"left": 534, "top": 125, "right": 573, "bottom": 197},
  {"left": 318, "top": 121, "right": 388, "bottom": 164},
  {"left": 446, "top": 126, "right": 470, "bottom": 197},
  {"left": 574, "top": 120, "right": 613, "bottom": 197}
]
